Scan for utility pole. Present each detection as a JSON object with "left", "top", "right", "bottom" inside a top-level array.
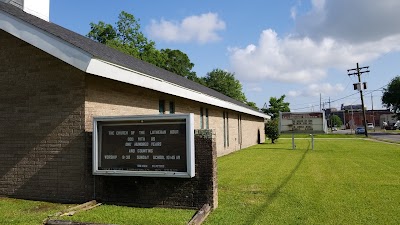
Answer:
[
  {"left": 347, "top": 63, "right": 370, "bottom": 137},
  {"left": 328, "top": 97, "right": 331, "bottom": 109},
  {"left": 371, "top": 93, "right": 375, "bottom": 132},
  {"left": 320, "top": 93, "right": 322, "bottom": 112}
]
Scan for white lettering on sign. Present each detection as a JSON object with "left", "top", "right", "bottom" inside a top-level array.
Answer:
[
  {"left": 130, "top": 131, "right": 135, "bottom": 135},
  {"left": 125, "top": 142, "right": 132, "bottom": 147},
  {"left": 137, "top": 137, "right": 146, "bottom": 141},
  {"left": 170, "top": 130, "right": 179, "bottom": 134},
  {"left": 151, "top": 142, "right": 162, "bottom": 146},
  {"left": 134, "top": 142, "right": 149, "bottom": 146},
  {"left": 116, "top": 131, "right": 128, "bottom": 135},
  {"left": 127, "top": 137, "right": 134, "bottom": 141},
  {"left": 166, "top": 155, "right": 175, "bottom": 160},
  {"left": 152, "top": 165, "right": 165, "bottom": 168},
  {"left": 139, "top": 131, "right": 145, "bottom": 135},
  {"left": 137, "top": 149, "right": 153, "bottom": 153},
  {"left": 104, "top": 155, "right": 117, "bottom": 159},
  {"left": 128, "top": 149, "right": 136, "bottom": 153},
  {"left": 151, "top": 137, "right": 156, "bottom": 141},
  {"left": 137, "top": 164, "right": 148, "bottom": 168},
  {"left": 108, "top": 131, "right": 115, "bottom": 135},
  {"left": 153, "top": 155, "right": 165, "bottom": 160},
  {"left": 122, "top": 155, "right": 131, "bottom": 160},
  {"left": 137, "top": 155, "right": 149, "bottom": 160},
  {"left": 150, "top": 130, "right": 166, "bottom": 134}
]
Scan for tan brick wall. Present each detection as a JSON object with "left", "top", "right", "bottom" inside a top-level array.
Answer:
[
  {"left": 85, "top": 75, "right": 264, "bottom": 156},
  {"left": 0, "top": 31, "right": 88, "bottom": 202}
]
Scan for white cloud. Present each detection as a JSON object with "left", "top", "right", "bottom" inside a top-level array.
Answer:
[
  {"left": 246, "top": 83, "right": 263, "bottom": 93},
  {"left": 229, "top": 0, "right": 400, "bottom": 84},
  {"left": 297, "top": 0, "right": 400, "bottom": 43},
  {"left": 147, "top": 13, "right": 226, "bottom": 44},
  {"left": 287, "top": 83, "right": 345, "bottom": 97}
]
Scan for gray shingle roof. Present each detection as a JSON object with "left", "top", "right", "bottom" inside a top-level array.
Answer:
[{"left": 0, "top": 2, "right": 262, "bottom": 114}]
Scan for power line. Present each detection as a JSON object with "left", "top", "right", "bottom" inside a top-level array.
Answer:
[{"left": 287, "top": 84, "right": 388, "bottom": 112}]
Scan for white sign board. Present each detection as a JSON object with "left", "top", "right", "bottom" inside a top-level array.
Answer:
[{"left": 279, "top": 112, "right": 327, "bottom": 134}]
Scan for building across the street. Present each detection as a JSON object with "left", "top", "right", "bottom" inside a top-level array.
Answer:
[
  {"left": 0, "top": 0, "right": 269, "bottom": 204},
  {"left": 329, "top": 109, "right": 392, "bottom": 129}
]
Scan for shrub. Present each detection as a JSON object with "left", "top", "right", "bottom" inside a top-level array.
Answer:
[{"left": 265, "top": 119, "right": 280, "bottom": 143}]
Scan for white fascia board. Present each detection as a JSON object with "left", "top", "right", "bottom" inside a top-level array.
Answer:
[
  {"left": 0, "top": 11, "right": 91, "bottom": 71},
  {"left": 87, "top": 59, "right": 269, "bottom": 119}
]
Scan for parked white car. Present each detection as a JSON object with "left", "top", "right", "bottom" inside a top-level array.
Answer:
[
  {"left": 395, "top": 120, "right": 400, "bottom": 130},
  {"left": 367, "top": 123, "right": 374, "bottom": 129}
]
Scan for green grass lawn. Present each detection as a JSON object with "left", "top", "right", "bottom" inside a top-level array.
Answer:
[
  {"left": 204, "top": 139, "right": 400, "bottom": 225},
  {"left": 0, "top": 197, "right": 195, "bottom": 225},
  {"left": 0, "top": 197, "right": 73, "bottom": 225},
  {"left": 56, "top": 205, "right": 195, "bottom": 225},
  {"left": 1, "top": 138, "right": 399, "bottom": 225},
  {"left": 279, "top": 133, "right": 361, "bottom": 138}
]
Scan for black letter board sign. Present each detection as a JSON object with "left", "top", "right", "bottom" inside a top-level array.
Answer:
[{"left": 93, "top": 114, "right": 194, "bottom": 178}]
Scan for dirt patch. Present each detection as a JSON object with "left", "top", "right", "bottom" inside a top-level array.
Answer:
[{"left": 29, "top": 203, "right": 55, "bottom": 212}]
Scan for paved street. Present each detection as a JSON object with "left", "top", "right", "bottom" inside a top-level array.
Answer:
[
  {"left": 333, "top": 128, "right": 400, "bottom": 143},
  {"left": 369, "top": 132, "right": 400, "bottom": 143}
]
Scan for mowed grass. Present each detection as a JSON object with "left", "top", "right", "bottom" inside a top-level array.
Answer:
[
  {"left": 280, "top": 133, "right": 361, "bottom": 138},
  {"left": 56, "top": 205, "right": 195, "bottom": 225},
  {"left": 0, "top": 197, "right": 72, "bottom": 225},
  {"left": 0, "top": 197, "right": 195, "bottom": 225},
  {"left": 204, "top": 139, "right": 400, "bottom": 225}
]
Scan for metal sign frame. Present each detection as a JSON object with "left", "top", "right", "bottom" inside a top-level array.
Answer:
[
  {"left": 92, "top": 114, "right": 195, "bottom": 178},
  {"left": 279, "top": 112, "right": 327, "bottom": 134}
]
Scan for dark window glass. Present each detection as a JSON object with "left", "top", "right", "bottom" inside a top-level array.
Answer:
[
  {"left": 200, "top": 107, "right": 204, "bottom": 129},
  {"left": 159, "top": 100, "right": 165, "bottom": 114},
  {"left": 205, "top": 108, "right": 209, "bottom": 129},
  {"left": 169, "top": 101, "right": 175, "bottom": 114}
]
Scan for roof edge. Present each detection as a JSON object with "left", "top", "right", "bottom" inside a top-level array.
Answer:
[
  {"left": 0, "top": 10, "right": 91, "bottom": 71},
  {"left": 87, "top": 59, "right": 270, "bottom": 119}
]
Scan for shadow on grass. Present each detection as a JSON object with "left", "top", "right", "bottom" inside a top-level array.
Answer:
[
  {"left": 243, "top": 142, "right": 311, "bottom": 224},
  {"left": 252, "top": 142, "right": 297, "bottom": 151}
]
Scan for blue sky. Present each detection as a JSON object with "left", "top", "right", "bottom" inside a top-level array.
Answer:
[{"left": 50, "top": 0, "right": 400, "bottom": 111}]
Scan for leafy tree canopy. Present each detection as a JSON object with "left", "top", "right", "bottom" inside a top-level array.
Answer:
[
  {"left": 246, "top": 101, "right": 259, "bottom": 110},
  {"left": 262, "top": 95, "right": 290, "bottom": 119},
  {"left": 202, "top": 69, "right": 247, "bottom": 103},
  {"left": 88, "top": 11, "right": 157, "bottom": 61},
  {"left": 382, "top": 76, "right": 400, "bottom": 120},
  {"left": 87, "top": 11, "right": 197, "bottom": 78},
  {"left": 330, "top": 115, "right": 343, "bottom": 127},
  {"left": 160, "top": 49, "right": 196, "bottom": 79}
]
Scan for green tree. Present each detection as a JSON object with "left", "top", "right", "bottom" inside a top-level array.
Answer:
[
  {"left": 382, "top": 76, "right": 400, "bottom": 120},
  {"left": 330, "top": 115, "right": 343, "bottom": 127},
  {"left": 87, "top": 21, "right": 116, "bottom": 44},
  {"left": 159, "top": 49, "right": 197, "bottom": 79},
  {"left": 202, "top": 69, "right": 247, "bottom": 103},
  {"left": 265, "top": 119, "right": 280, "bottom": 144},
  {"left": 88, "top": 11, "right": 202, "bottom": 82},
  {"left": 246, "top": 101, "right": 259, "bottom": 110},
  {"left": 262, "top": 95, "right": 290, "bottom": 119},
  {"left": 88, "top": 11, "right": 158, "bottom": 61}
]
